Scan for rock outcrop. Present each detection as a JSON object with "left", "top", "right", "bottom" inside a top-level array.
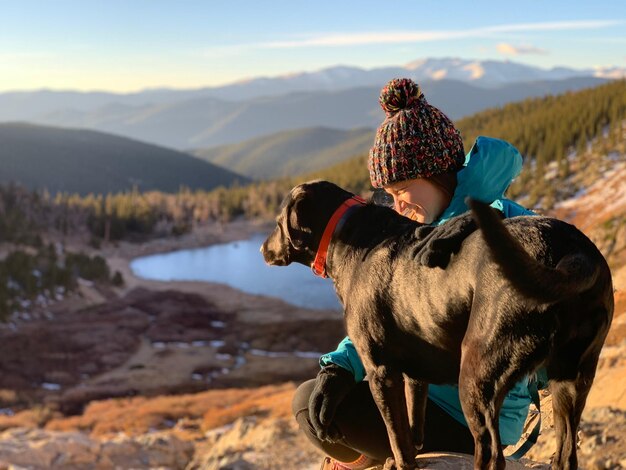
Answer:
[
  {"left": 0, "top": 418, "right": 554, "bottom": 470},
  {"left": 0, "top": 427, "right": 193, "bottom": 469}
]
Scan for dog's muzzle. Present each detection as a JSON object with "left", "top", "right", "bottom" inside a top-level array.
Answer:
[{"left": 261, "top": 231, "right": 291, "bottom": 266}]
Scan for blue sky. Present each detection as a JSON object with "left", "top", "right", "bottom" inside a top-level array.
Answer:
[{"left": 1, "top": 0, "right": 625, "bottom": 92}]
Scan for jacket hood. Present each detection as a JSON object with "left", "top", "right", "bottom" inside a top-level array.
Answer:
[{"left": 435, "top": 136, "right": 523, "bottom": 225}]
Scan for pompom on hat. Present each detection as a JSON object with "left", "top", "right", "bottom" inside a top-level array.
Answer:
[{"left": 368, "top": 78, "right": 466, "bottom": 188}]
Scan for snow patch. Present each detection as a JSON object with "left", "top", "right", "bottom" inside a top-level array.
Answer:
[
  {"left": 41, "top": 383, "right": 61, "bottom": 391},
  {"left": 248, "top": 349, "right": 322, "bottom": 359}
]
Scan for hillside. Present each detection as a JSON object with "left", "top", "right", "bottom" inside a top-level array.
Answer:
[
  {"left": 192, "top": 127, "right": 374, "bottom": 180},
  {"left": 194, "top": 81, "right": 623, "bottom": 183},
  {"left": 303, "top": 80, "right": 626, "bottom": 201},
  {"left": 0, "top": 123, "right": 248, "bottom": 196},
  {"left": 0, "top": 222, "right": 624, "bottom": 469}
]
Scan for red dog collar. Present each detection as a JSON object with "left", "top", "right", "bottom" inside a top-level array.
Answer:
[{"left": 312, "top": 195, "right": 366, "bottom": 278}]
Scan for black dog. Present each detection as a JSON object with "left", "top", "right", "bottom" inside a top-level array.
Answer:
[{"left": 261, "top": 181, "right": 613, "bottom": 470}]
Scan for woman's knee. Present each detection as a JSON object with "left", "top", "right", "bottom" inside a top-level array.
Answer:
[{"left": 292, "top": 378, "right": 316, "bottom": 418}]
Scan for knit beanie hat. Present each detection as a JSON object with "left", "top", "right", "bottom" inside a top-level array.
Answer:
[{"left": 368, "top": 78, "right": 466, "bottom": 188}]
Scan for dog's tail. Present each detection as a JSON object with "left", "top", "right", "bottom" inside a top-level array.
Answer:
[{"left": 468, "top": 198, "right": 601, "bottom": 304}]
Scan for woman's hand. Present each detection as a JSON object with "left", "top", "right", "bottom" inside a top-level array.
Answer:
[
  {"left": 308, "top": 364, "right": 356, "bottom": 442},
  {"left": 412, "top": 212, "right": 479, "bottom": 268}
]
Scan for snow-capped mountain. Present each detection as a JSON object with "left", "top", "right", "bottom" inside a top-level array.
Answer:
[
  {"left": 210, "top": 57, "right": 626, "bottom": 100},
  {"left": 402, "top": 57, "right": 624, "bottom": 85},
  {"left": 1, "top": 57, "right": 623, "bottom": 116}
]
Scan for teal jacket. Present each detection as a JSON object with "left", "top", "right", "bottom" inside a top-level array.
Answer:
[{"left": 319, "top": 136, "right": 547, "bottom": 446}]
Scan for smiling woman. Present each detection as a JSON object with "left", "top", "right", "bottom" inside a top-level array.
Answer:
[
  {"left": 366, "top": 78, "right": 465, "bottom": 224},
  {"left": 383, "top": 177, "right": 455, "bottom": 223}
]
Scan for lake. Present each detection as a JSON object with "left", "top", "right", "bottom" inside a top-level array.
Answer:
[{"left": 130, "top": 234, "right": 341, "bottom": 310}]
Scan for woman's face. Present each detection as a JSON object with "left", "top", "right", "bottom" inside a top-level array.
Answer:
[{"left": 383, "top": 178, "right": 451, "bottom": 224}]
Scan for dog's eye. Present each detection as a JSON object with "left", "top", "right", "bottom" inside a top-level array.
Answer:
[{"left": 372, "top": 189, "right": 395, "bottom": 208}]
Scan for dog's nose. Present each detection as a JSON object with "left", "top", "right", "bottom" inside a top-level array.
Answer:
[
  {"left": 260, "top": 241, "right": 273, "bottom": 265},
  {"left": 260, "top": 240, "right": 270, "bottom": 259}
]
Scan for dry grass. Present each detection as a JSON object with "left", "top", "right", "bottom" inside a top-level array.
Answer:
[
  {"left": 0, "top": 406, "right": 59, "bottom": 432},
  {"left": 200, "top": 382, "right": 294, "bottom": 430},
  {"left": 45, "top": 382, "right": 296, "bottom": 438},
  {"left": 606, "top": 291, "right": 626, "bottom": 347}
]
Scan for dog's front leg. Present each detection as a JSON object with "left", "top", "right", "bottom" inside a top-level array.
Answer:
[
  {"left": 404, "top": 375, "right": 428, "bottom": 453},
  {"left": 369, "top": 366, "right": 417, "bottom": 470}
]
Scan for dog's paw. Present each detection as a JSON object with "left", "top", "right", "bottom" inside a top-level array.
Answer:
[
  {"left": 320, "top": 424, "right": 344, "bottom": 443},
  {"left": 382, "top": 457, "right": 396, "bottom": 470},
  {"left": 382, "top": 457, "right": 418, "bottom": 470}
]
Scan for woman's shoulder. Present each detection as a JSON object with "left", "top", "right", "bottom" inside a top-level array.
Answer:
[{"left": 494, "top": 198, "right": 536, "bottom": 218}]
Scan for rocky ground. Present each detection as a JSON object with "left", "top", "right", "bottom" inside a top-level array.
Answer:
[
  {"left": 0, "top": 280, "right": 346, "bottom": 415},
  {"left": 0, "top": 216, "right": 625, "bottom": 469}
]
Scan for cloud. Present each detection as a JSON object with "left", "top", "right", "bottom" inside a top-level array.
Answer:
[
  {"left": 261, "top": 31, "right": 467, "bottom": 48},
  {"left": 483, "top": 20, "right": 621, "bottom": 33},
  {"left": 497, "top": 43, "right": 548, "bottom": 56},
  {"left": 252, "top": 20, "right": 622, "bottom": 49}
]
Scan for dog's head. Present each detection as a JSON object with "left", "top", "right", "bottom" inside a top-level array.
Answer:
[{"left": 261, "top": 180, "right": 354, "bottom": 267}]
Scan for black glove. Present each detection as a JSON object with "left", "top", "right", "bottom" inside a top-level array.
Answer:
[
  {"left": 308, "top": 364, "right": 356, "bottom": 442},
  {"left": 412, "top": 212, "right": 478, "bottom": 268}
]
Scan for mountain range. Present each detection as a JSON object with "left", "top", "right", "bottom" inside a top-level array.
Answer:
[
  {"left": 0, "top": 58, "right": 622, "bottom": 150},
  {"left": 203, "top": 57, "right": 625, "bottom": 99},
  {"left": 11, "top": 77, "right": 609, "bottom": 150}
]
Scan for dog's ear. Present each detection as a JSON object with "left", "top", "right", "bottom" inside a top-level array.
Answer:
[{"left": 285, "top": 188, "right": 314, "bottom": 251}]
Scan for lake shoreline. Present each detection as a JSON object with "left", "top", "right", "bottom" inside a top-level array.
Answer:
[
  {"left": 128, "top": 231, "right": 341, "bottom": 311},
  {"left": 100, "top": 218, "right": 275, "bottom": 262},
  {"left": 98, "top": 218, "right": 342, "bottom": 322}
]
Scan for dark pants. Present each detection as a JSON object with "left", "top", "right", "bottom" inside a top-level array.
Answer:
[{"left": 292, "top": 379, "right": 475, "bottom": 462}]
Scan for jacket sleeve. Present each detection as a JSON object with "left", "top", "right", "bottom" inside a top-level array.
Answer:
[{"left": 319, "top": 336, "right": 367, "bottom": 382}]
